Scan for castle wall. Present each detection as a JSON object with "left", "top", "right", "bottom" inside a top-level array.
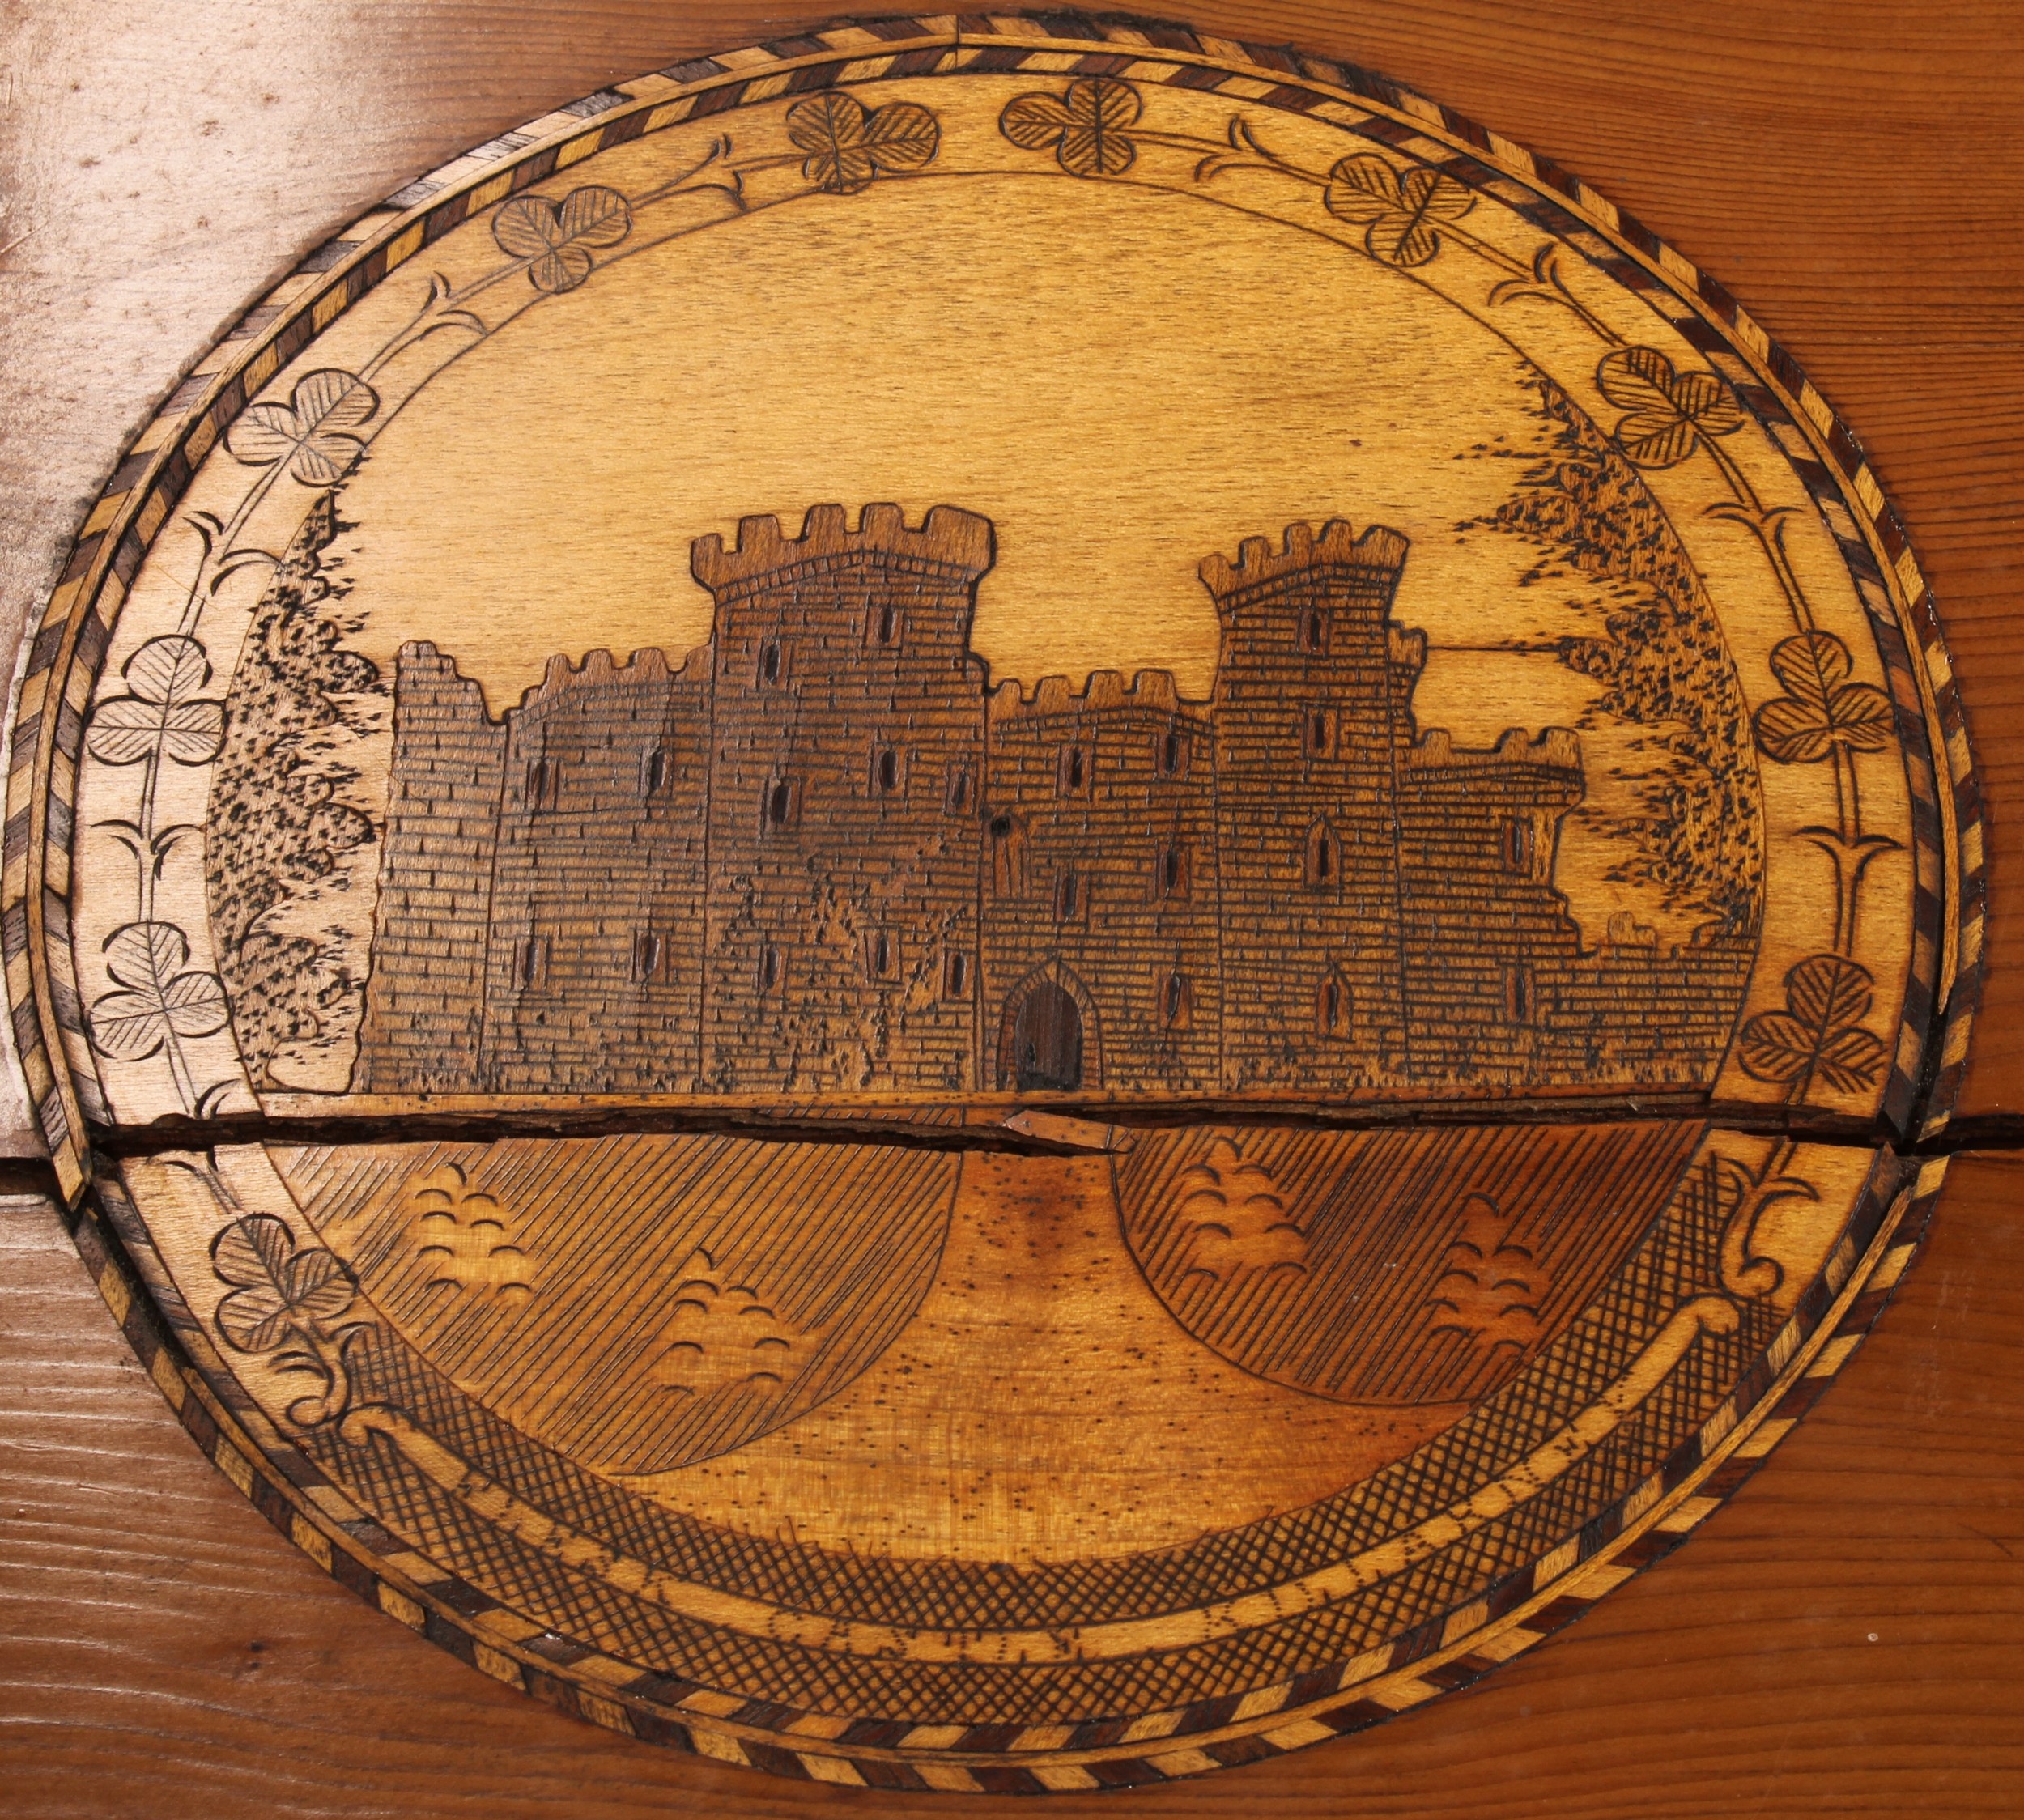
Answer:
[
  {"left": 354, "top": 644, "right": 506, "bottom": 1093},
  {"left": 478, "top": 648, "right": 712, "bottom": 1094},
  {"left": 1202, "top": 524, "right": 1414, "bottom": 1090},
  {"left": 350, "top": 508, "right": 1755, "bottom": 1103},
  {"left": 1395, "top": 734, "right": 1587, "bottom": 1081},
  {"left": 1534, "top": 940, "right": 1756, "bottom": 1084},
  {"left": 980, "top": 674, "right": 1222, "bottom": 1093},
  {"left": 1393, "top": 733, "right": 1752, "bottom": 1084},
  {"left": 695, "top": 506, "right": 990, "bottom": 1094}
]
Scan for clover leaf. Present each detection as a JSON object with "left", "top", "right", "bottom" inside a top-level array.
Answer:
[
  {"left": 1322, "top": 154, "right": 1476, "bottom": 267},
  {"left": 85, "top": 635, "right": 227, "bottom": 768},
  {"left": 1595, "top": 345, "right": 1745, "bottom": 470},
  {"left": 492, "top": 184, "right": 632, "bottom": 293},
  {"left": 1001, "top": 77, "right": 1142, "bottom": 177},
  {"left": 226, "top": 368, "right": 379, "bottom": 485},
  {"left": 87, "top": 921, "right": 230, "bottom": 1062},
  {"left": 1737, "top": 953, "right": 1887, "bottom": 1101},
  {"left": 211, "top": 1214, "right": 359, "bottom": 1354},
  {"left": 1753, "top": 631, "right": 1894, "bottom": 765},
  {"left": 786, "top": 93, "right": 939, "bottom": 195}
]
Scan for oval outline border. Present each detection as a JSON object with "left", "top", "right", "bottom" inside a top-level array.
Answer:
[
  {"left": 0, "top": 11, "right": 1981, "bottom": 1784},
  {"left": 3, "top": 13, "right": 1978, "bottom": 1204}
]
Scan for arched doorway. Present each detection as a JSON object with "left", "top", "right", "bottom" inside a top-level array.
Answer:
[{"left": 1009, "top": 980, "right": 1083, "bottom": 1091}]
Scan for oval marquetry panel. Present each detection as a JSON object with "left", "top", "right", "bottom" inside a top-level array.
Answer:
[{"left": 5, "top": 13, "right": 1977, "bottom": 1791}]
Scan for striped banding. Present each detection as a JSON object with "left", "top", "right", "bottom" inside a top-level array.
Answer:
[
  {"left": 76, "top": 1146, "right": 1945, "bottom": 1787},
  {"left": 2, "top": 13, "right": 1975, "bottom": 1196}
]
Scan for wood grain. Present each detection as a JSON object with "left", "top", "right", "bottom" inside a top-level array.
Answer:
[
  {"left": 16, "top": 15, "right": 1953, "bottom": 1771},
  {"left": 1, "top": 1, "right": 2019, "bottom": 1810},
  {"left": 6, "top": 1155, "right": 2021, "bottom": 1814},
  {"left": 43, "top": 26, "right": 1925, "bottom": 1154},
  {"left": 2, "top": 2, "right": 2018, "bottom": 1125}
]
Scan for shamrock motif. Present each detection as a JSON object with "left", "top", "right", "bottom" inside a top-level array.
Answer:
[
  {"left": 85, "top": 636, "right": 226, "bottom": 768},
  {"left": 785, "top": 92, "right": 939, "bottom": 195},
  {"left": 211, "top": 1214, "right": 359, "bottom": 1354},
  {"left": 1752, "top": 631, "right": 1894, "bottom": 764},
  {"left": 207, "top": 1211, "right": 370, "bottom": 1427},
  {"left": 1321, "top": 154, "right": 1476, "bottom": 267},
  {"left": 491, "top": 184, "right": 632, "bottom": 293},
  {"left": 1737, "top": 953, "right": 1887, "bottom": 1102},
  {"left": 1594, "top": 345, "right": 1745, "bottom": 469},
  {"left": 1000, "top": 77, "right": 1142, "bottom": 177},
  {"left": 87, "top": 921, "right": 230, "bottom": 1061},
  {"left": 225, "top": 368, "right": 379, "bottom": 485}
]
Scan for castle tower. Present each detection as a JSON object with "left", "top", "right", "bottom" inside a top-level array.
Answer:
[
  {"left": 1201, "top": 520, "right": 1415, "bottom": 1088},
  {"left": 354, "top": 643, "right": 508, "bottom": 1094},
  {"left": 693, "top": 504, "right": 993, "bottom": 1092},
  {"left": 477, "top": 646, "right": 711, "bottom": 1094}
]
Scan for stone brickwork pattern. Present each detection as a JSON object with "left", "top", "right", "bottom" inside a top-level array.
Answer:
[{"left": 354, "top": 504, "right": 1753, "bottom": 1098}]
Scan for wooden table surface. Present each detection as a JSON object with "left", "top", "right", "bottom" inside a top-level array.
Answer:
[{"left": 2, "top": 3, "right": 2018, "bottom": 1813}]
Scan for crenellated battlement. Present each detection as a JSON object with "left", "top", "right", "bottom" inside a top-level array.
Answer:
[
  {"left": 691, "top": 502, "right": 996, "bottom": 597},
  {"left": 359, "top": 502, "right": 1741, "bottom": 1108},
  {"left": 987, "top": 667, "right": 1203, "bottom": 724},
  {"left": 1198, "top": 519, "right": 1410, "bottom": 602},
  {"left": 1409, "top": 726, "right": 1583, "bottom": 772},
  {"left": 513, "top": 644, "right": 705, "bottom": 716},
  {"left": 395, "top": 640, "right": 496, "bottom": 717}
]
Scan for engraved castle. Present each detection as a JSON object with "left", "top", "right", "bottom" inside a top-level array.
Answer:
[{"left": 354, "top": 504, "right": 1751, "bottom": 1097}]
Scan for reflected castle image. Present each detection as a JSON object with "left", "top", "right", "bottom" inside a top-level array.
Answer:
[{"left": 353, "top": 503, "right": 1750, "bottom": 1098}]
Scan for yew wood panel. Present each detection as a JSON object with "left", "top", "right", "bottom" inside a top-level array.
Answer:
[
  {"left": 6, "top": 1157, "right": 2021, "bottom": 1817},
  {"left": 0, "top": 1, "right": 2019, "bottom": 1813},
  {"left": 2, "top": 0, "right": 2018, "bottom": 1125}
]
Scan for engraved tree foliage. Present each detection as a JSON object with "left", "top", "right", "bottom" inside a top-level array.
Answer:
[
  {"left": 206, "top": 498, "right": 382, "bottom": 1088},
  {"left": 83, "top": 93, "right": 944, "bottom": 1112},
  {"left": 402, "top": 1162, "right": 536, "bottom": 1300},
  {"left": 1590, "top": 345, "right": 1899, "bottom": 1104},
  {"left": 1461, "top": 380, "right": 1764, "bottom": 941},
  {"left": 1427, "top": 1194, "right": 1543, "bottom": 1356},
  {"left": 80, "top": 73, "right": 1897, "bottom": 1115},
  {"left": 650, "top": 1247, "right": 809, "bottom": 1395},
  {"left": 1169, "top": 1139, "right": 1308, "bottom": 1290}
]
